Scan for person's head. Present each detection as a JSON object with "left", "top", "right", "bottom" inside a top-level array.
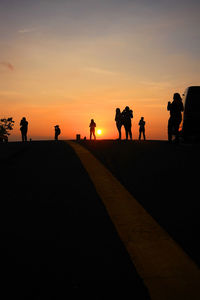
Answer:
[
  {"left": 141, "top": 117, "right": 144, "bottom": 120},
  {"left": 125, "top": 106, "right": 129, "bottom": 111},
  {"left": 91, "top": 119, "right": 94, "bottom": 123},
  {"left": 22, "top": 117, "right": 26, "bottom": 121},
  {"left": 116, "top": 108, "right": 120, "bottom": 113},
  {"left": 173, "top": 93, "right": 182, "bottom": 102}
]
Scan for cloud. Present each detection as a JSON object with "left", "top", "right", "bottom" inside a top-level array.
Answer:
[
  {"left": 0, "top": 62, "right": 14, "bottom": 71},
  {"left": 18, "top": 28, "right": 36, "bottom": 34},
  {"left": 85, "top": 67, "right": 119, "bottom": 76}
]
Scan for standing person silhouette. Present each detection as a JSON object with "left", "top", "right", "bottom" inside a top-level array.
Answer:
[
  {"left": 89, "top": 119, "right": 96, "bottom": 140},
  {"left": 115, "top": 108, "right": 123, "bottom": 140},
  {"left": 139, "top": 117, "right": 146, "bottom": 140},
  {"left": 54, "top": 125, "right": 61, "bottom": 140},
  {"left": 167, "top": 93, "right": 184, "bottom": 143},
  {"left": 20, "top": 117, "right": 28, "bottom": 142},
  {"left": 122, "top": 106, "right": 133, "bottom": 140}
]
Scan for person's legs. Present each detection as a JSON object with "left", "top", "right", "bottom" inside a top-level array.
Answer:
[
  {"left": 128, "top": 127, "right": 132, "bottom": 140},
  {"left": 139, "top": 130, "right": 141, "bottom": 140},
  {"left": 174, "top": 121, "right": 180, "bottom": 143},
  {"left": 143, "top": 129, "right": 146, "bottom": 140},
  {"left": 90, "top": 129, "right": 96, "bottom": 140},
  {"left": 125, "top": 127, "right": 128, "bottom": 140},
  {"left": 168, "top": 118, "right": 173, "bottom": 142},
  {"left": 117, "top": 125, "right": 121, "bottom": 140}
]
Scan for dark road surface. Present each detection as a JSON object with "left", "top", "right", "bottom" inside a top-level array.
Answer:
[
  {"left": 0, "top": 141, "right": 150, "bottom": 299},
  {"left": 81, "top": 140, "right": 200, "bottom": 268}
]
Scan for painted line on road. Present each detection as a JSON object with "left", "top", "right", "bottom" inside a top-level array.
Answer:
[{"left": 67, "top": 141, "right": 200, "bottom": 300}]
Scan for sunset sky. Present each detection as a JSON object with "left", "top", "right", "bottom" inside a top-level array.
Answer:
[{"left": 1, "top": 0, "right": 200, "bottom": 140}]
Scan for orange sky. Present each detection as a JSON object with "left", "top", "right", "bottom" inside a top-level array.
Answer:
[
  {"left": 1, "top": 0, "right": 200, "bottom": 141},
  {"left": 0, "top": 83, "right": 184, "bottom": 141}
]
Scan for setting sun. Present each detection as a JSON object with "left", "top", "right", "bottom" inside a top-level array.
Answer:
[{"left": 97, "top": 129, "right": 102, "bottom": 135}]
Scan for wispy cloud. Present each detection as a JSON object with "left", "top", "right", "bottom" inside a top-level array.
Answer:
[
  {"left": 0, "top": 62, "right": 14, "bottom": 71},
  {"left": 139, "top": 80, "right": 172, "bottom": 88},
  {"left": 18, "top": 28, "right": 36, "bottom": 34},
  {"left": 85, "top": 67, "right": 119, "bottom": 76}
]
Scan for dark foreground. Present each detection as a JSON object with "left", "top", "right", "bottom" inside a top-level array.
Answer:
[
  {"left": 0, "top": 141, "right": 150, "bottom": 299},
  {"left": 81, "top": 139, "right": 200, "bottom": 267}
]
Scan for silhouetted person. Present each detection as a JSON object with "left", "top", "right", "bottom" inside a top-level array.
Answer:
[
  {"left": 122, "top": 106, "right": 133, "bottom": 140},
  {"left": 89, "top": 119, "right": 96, "bottom": 140},
  {"left": 167, "top": 93, "right": 184, "bottom": 143},
  {"left": 54, "top": 125, "right": 61, "bottom": 140},
  {"left": 139, "top": 117, "right": 146, "bottom": 140},
  {"left": 115, "top": 108, "right": 122, "bottom": 140},
  {"left": 20, "top": 117, "right": 28, "bottom": 142}
]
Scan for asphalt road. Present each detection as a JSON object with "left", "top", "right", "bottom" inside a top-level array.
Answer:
[
  {"left": 0, "top": 141, "right": 150, "bottom": 299},
  {"left": 81, "top": 140, "right": 200, "bottom": 267}
]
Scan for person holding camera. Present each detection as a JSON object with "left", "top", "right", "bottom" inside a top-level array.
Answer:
[
  {"left": 54, "top": 125, "right": 61, "bottom": 140},
  {"left": 167, "top": 93, "right": 184, "bottom": 143},
  {"left": 20, "top": 117, "right": 28, "bottom": 142}
]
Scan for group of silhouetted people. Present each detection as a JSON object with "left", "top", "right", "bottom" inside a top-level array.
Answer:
[
  {"left": 19, "top": 92, "right": 183, "bottom": 143},
  {"left": 115, "top": 106, "right": 146, "bottom": 140},
  {"left": 115, "top": 106, "right": 133, "bottom": 140},
  {"left": 114, "top": 92, "right": 183, "bottom": 142}
]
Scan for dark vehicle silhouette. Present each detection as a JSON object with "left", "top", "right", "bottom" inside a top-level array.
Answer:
[{"left": 180, "top": 86, "right": 200, "bottom": 141}]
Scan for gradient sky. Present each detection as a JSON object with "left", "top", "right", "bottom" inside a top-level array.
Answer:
[{"left": 1, "top": 0, "right": 200, "bottom": 140}]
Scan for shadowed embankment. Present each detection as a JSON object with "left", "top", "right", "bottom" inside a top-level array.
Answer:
[{"left": 80, "top": 139, "right": 200, "bottom": 267}]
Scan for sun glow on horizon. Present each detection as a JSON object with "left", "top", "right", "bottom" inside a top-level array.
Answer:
[{"left": 97, "top": 129, "right": 102, "bottom": 135}]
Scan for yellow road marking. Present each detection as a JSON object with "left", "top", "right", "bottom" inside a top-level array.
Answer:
[{"left": 67, "top": 141, "right": 200, "bottom": 300}]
